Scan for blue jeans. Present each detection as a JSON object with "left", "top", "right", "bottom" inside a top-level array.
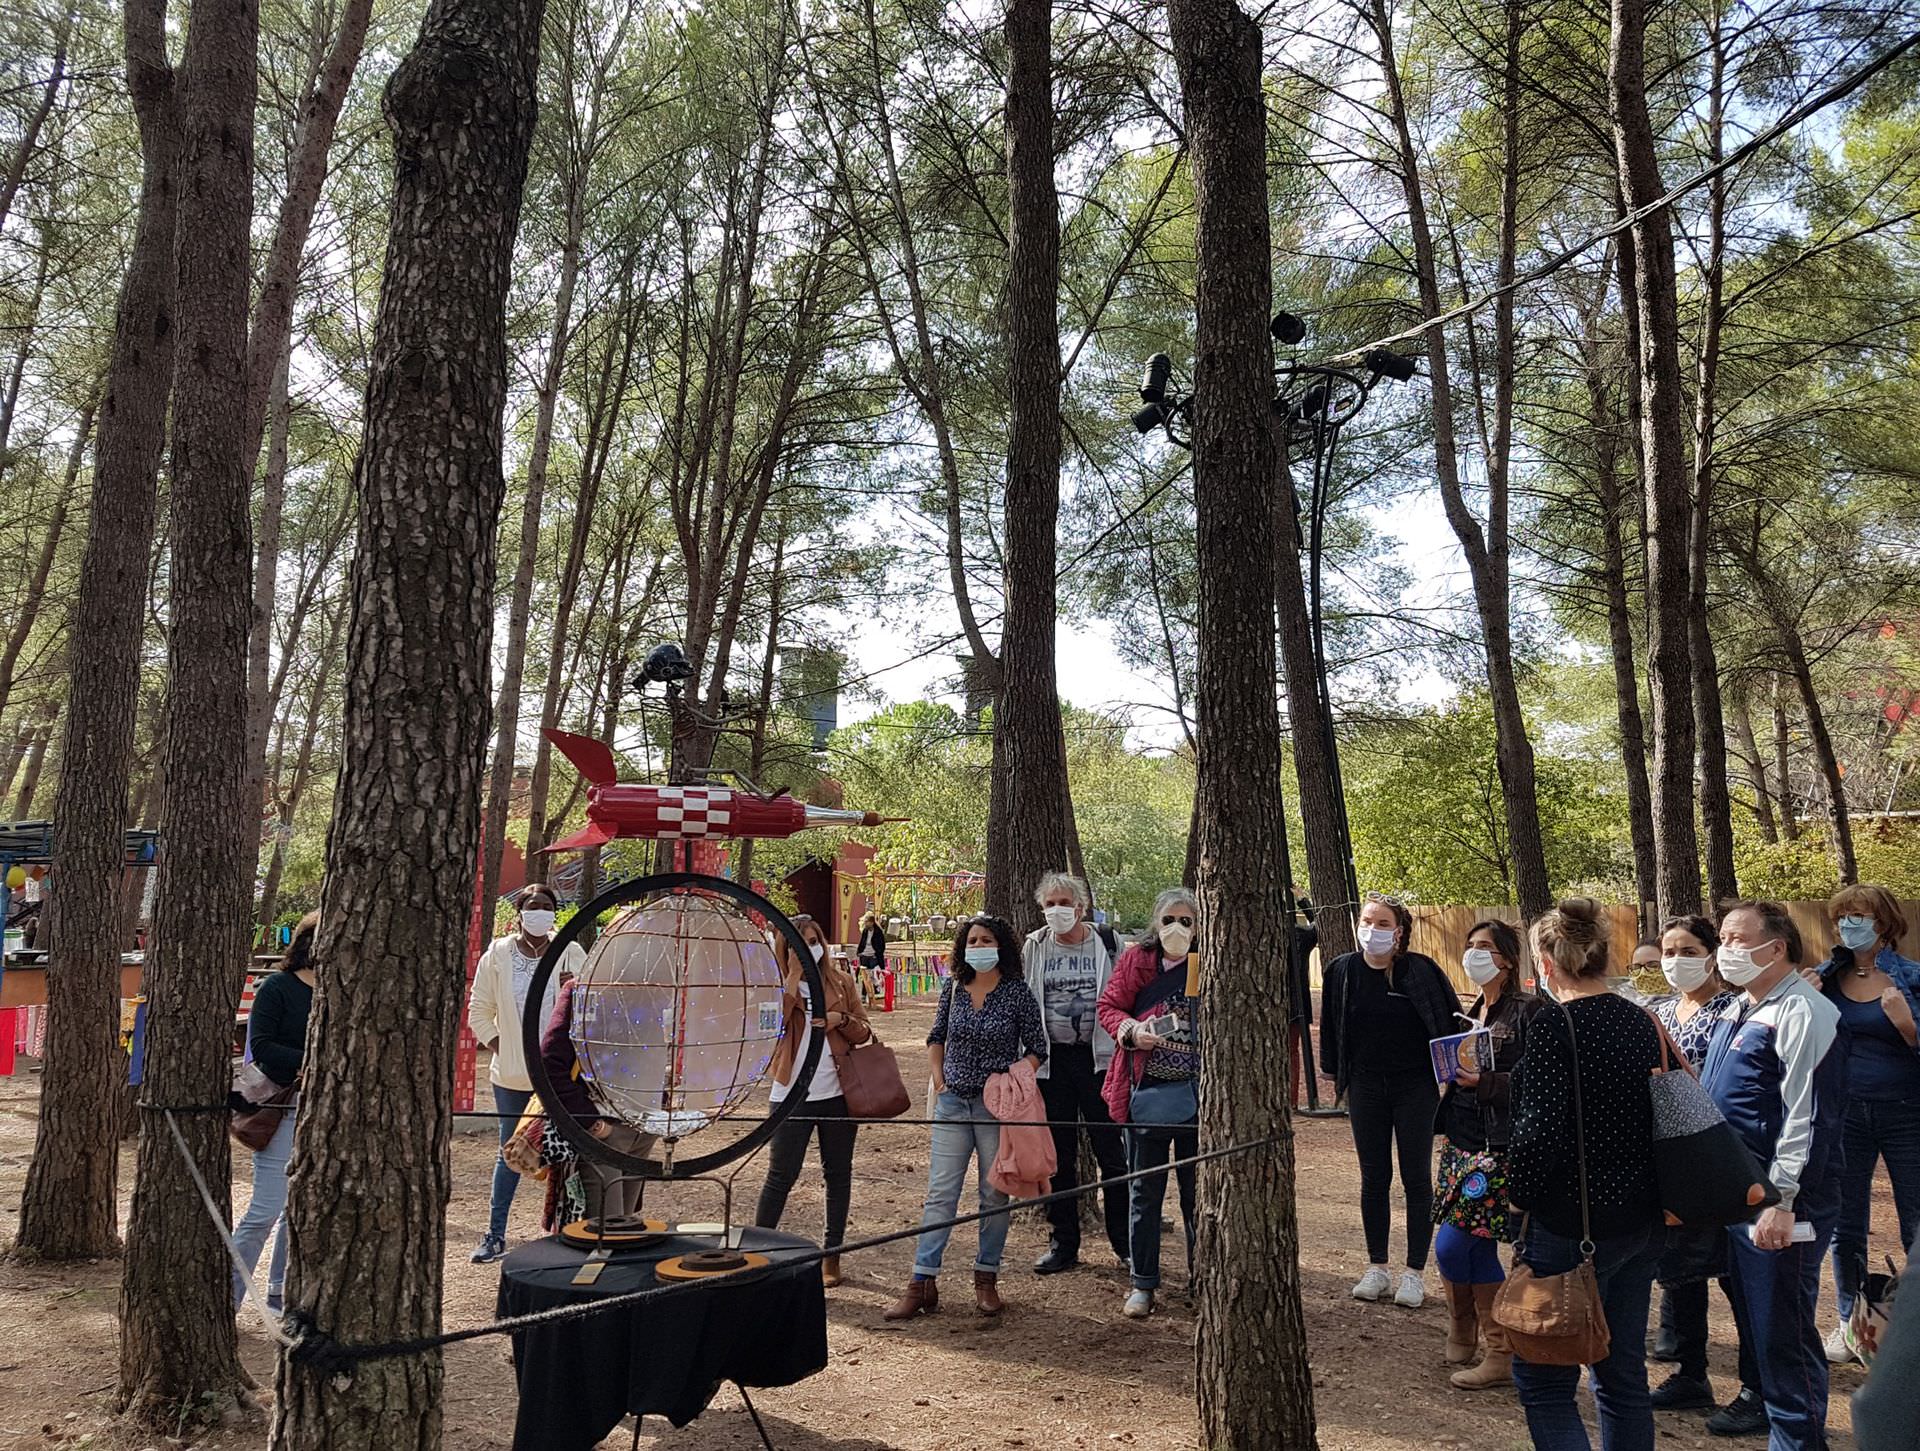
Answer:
[
  {"left": 488, "top": 1084, "right": 535, "bottom": 1240},
  {"left": 912, "top": 1091, "right": 1008, "bottom": 1277},
  {"left": 1833, "top": 1098, "right": 1920, "bottom": 1319},
  {"left": 1128, "top": 1127, "right": 1196, "bottom": 1291},
  {"left": 1511, "top": 1220, "right": 1660, "bottom": 1451},
  {"left": 1728, "top": 1213, "right": 1836, "bottom": 1451},
  {"left": 231, "top": 1108, "right": 296, "bottom": 1306}
]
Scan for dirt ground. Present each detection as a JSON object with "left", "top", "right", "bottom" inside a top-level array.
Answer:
[{"left": 0, "top": 995, "right": 1895, "bottom": 1450}]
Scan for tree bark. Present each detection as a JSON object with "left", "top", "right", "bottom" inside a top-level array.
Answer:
[
  {"left": 246, "top": 340, "right": 294, "bottom": 836},
  {"left": 1772, "top": 678, "right": 1799, "bottom": 841},
  {"left": 13, "top": 0, "right": 178, "bottom": 1265},
  {"left": 118, "top": 0, "right": 259, "bottom": 1421},
  {"left": 1168, "top": 2, "right": 1318, "bottom": 1445},
  {"left": 1729, "top": 681, "right": 1778, "bottom": 843},
  {"left": 0, "top": 244, "right": 51, "bottom": 464},
  {"left": 272, "top": 4, "right": 543, "bottom": 1442},
  {"left": 0, "top": 6, "right": 72, "bottom": 238},
  {"left": 0, "top": 392, "right": 96, "bottom": 721},
  {"left": 984, "top": 0, "right": 1074, "bottom": 935},
  {"left": 257, "top": 595, "right": 346, "bottom": 926},
  {"left": 1610, "top": 0, "right": 1701, "bottom": 917},
  {"left": 10, "top": 703, "right": 58, "bottom": 817}
]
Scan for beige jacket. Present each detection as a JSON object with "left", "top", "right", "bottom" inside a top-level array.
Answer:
[{"left": 468, "top": 935, "right": 586, "bottom": 1092}]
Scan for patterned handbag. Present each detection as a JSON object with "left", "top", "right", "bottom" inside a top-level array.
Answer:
[{"left": 1644, "top": 1013, "right": 1778, "bottom": 1227}]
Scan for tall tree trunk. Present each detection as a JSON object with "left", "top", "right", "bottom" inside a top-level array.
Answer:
[
  {"left": 246, "top": 341, "right": 294, "bottom": 834},
  {"left": 1689, "top": 13, "right": 1737, "bottom": 906},
  {"left": 1369, "top": 0, "right": 1550, "bottom": 918},
  {"left": 1729, "top": 681, "right": 1779, "bottom": 843},
  {"left": 0, "top": 392, "right": 94, "bottom": 720},
  {"left": 984, "top": 0, "right": 1073, "bottom": 935},
  {"left": 257, "top": 596, "right": 345, "bottom": 926},
  {"left": 13, "top": 0, "right": 178, "bottom": 1265},
  {"left": 10, "top": 703, "right": 58, "bottom": 816},
  {"left": 1772, "top": 680, "right": 1799, "bottom": 841},
  {"left": 1610, "top": 0, "right": 1701, "bottom": 917},
  {"left": 118, "top": 0, "right": 258, "bottom": 1420},
  {"left": 1168, "top": 2, "right": 1318, "bottom": 1445},
  {"left": 0, "top": 245, "right": 51, "bottom": 463},
  {"left": 272, "top": 4, "right": 543, "bottom": 1441},
  {"left": 0, "top": 6, "right": 72, "bottom": 238}
]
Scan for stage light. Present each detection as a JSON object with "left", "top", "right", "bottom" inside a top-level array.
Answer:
[
  {"left": 1363, "top": 348, "right": 1418, "bottom": 383},
  {"left": 1139, "top": 353, "right": 1172, "bottom": 404},
  {"left": 1132, "top": 401, "right": 1170, "bottom": 434},
  {"left": 1271, "top": 312, "right": 1308, "bottom": 346},
  {"left": 635, "top": 642, "right": 693, "bottom": 689}
]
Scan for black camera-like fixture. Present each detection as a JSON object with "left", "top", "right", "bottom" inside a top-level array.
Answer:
[
  {"left": 1271, "top": 311, "right": 1308, "bottom": 346},
  {"left": 1363, "top": 347, "right": 1418, "bottom": 383},
  {"left": 631, "top": 641, "right": 694, "bottom": 695}
]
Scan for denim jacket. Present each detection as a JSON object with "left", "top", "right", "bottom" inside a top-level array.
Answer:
[{"left": 1815, "top": 944, "right": 1920, "bottom": 1058}]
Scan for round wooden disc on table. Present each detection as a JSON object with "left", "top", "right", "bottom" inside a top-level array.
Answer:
[
  {"left": 557, "top": 1216, "right": 669, "bottom": 1251},
  {"left": 654, "top": 1249, "right": 771, "bottom": 1280}
]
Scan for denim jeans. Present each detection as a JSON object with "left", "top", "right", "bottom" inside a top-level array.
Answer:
[
  {"left": 1728, "top": 1213, "right": 1836, "bottom": 1451},
  {"left": 1128, "top": 1127, "right": 1196, "bottom": 1291},
  {"left": 487, "top": 1084, "right": 535, "bottom": 1240},
  {"left": 231, "top": 1108, "right": 296, "bottom": 1307},
  {"left": 1832, "top": 1098, "right": 1920, "bottom": 1319},
  {"left": 1511, "top": 1220, "right": 1660, "bottom": 1451},
  {"left": 911, "top": 1090, "right": 1008, "bottom": 1277}
]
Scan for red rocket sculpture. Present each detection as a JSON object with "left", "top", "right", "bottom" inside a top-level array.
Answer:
[{"left": 541, "top": 729, "right": 897, "bottom": 851}]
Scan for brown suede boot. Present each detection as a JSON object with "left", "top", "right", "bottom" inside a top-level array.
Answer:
[
  {"left": 821, "top": 1256, "right": 842, "bottom": 1289},
  {"left": 1441, "top": 1277, "right": 1479, "bottom": 1365},
  {"left": 974, "top": 1271, "right": 1004, "bottom": 1316},
  {"left": 1451, "top": 1283, "right": 1512, "bottom": 1389},
  {"left": 884, "top": 1276, "right": 937, "bottom": 1320}
]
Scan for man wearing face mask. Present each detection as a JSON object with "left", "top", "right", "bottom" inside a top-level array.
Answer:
[
  {"left": 467, "top": 883, "right": 586, "bottom": 1264},
  {"left": 1021, "top": 872, "right": 1128, "bottom": 1276},
  {"left": 1701, "top": 900, "right": 1848, "bottom": 1451}
]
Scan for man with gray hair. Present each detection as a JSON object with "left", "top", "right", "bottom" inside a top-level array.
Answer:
[{"left": 1022, "top": 871, "right": 1129, "bottom": 1274}]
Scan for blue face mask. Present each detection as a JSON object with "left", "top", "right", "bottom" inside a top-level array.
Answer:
[
  {"left": 963, "top": 945, "right": 1000, "bottom": 971},
  {"left": 1837, "top": 915, "right": 1879, "bottom": 952}
]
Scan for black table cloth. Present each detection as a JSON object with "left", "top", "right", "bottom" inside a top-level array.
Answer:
[{"left": 495, "top": 1227, "right": 828, "bottom": 1451}]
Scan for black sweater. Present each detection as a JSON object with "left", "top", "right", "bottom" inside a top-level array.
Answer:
[
  {"left": 248, "top": 969, "right": 313, "bottom": 1088},
  {"left": 1509, "top": 993, "right": 1662, "bottom": 1241},
  {"left": 1318, "top": 951, "right": 1460, "bottom": 1094}
]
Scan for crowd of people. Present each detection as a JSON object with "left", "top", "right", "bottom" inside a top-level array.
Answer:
[{"left": 225, "top": 872, "right": 1915, "bottom": 1450}]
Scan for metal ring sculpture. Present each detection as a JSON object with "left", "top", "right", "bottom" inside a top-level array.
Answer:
[{"left": 519, "top": 871, "right": 824, "bottom": 1180}]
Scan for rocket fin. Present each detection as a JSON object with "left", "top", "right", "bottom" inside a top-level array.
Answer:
[
  {"left": 544, "top": 821, "right": 616, "bottom": 853},
  {"left": 544, "top": 729, "right": 619, "bottom": 788}
]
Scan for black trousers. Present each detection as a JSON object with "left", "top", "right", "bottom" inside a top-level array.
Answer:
[
  {"left": 753, "top": 1094, "right": 858, "bottom": 1250},
  {"left": 1039, "top": 1043, "right": 1130, "bottom": 1260},
  {"left": 1668, "top": 1277, "right": 1761, "bottom": 1389},
  {"left": 1346, "top": 1069, "right": 1438, "bottom": 1270}
]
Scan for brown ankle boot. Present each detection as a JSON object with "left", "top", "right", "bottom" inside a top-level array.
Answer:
[
  {"left": 884, "top": 1276, "right": 937, "bottom": 1320},
  {"left": 821, "top": 1256, "right": 842, "bottom": 1288},
  {"left": 1451, "top": 1283, "right": 1512, "bottom": 1389},
  {"left": 1441, "top": 1277, "right": 1479, "bottom": 1365},
  {"left": 974, "top": 1271, "right": 1004, "bottom": 1316}
]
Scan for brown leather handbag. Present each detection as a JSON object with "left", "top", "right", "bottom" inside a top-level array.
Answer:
[
  {"left": 1493, "top": 1000, "right": 1612, "bottom": 1366},
  {"left": 830, "top": 1028, "right": 910, "bottom": 1120}
]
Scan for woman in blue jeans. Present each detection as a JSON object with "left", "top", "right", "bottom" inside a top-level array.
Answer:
[
  {"left": 232, "top": 911, "right": 319, "bottom": 1312},
  {"left": 886, "top": 914, "right": 1046, "bottom": 1321},
  {"left": 1508, "top": 898, "right": 1665, "bottom": 1451},
  {"left": 1813, "top": 883, "right": 1920, "bottom": 1365}
]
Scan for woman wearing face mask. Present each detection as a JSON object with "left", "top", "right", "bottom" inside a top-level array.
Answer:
[
  {"left": 1646, "top": 915, "right": 1762, "bottom": 1426},
  {"left": 1319, "top": 892, "right": 1462, "bottom": 1308},
  {"left": 887, "top": 914, "right": 1047, "bottom": 1321},
  {"left": 1432, "top": 919, "right": 1541, "bottom": 1389},
  {"left": 1812, "top": 884, "right": 1920, "bottom": 1366},
  {"left": 754, "top": 913, "right": 873, "bottom": 1287},
  {"left": 468, "top": 883, "right": 585, "bottom": 1264}
]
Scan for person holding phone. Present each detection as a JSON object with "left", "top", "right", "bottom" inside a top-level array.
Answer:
[
  {"left": 1319, "top": 891, "right": 1461, "bottom": 1308},
  {"left": 1098, "top": 887, "right": 1203, "bottom": 1320},
  {"left": 1701, "top": 900, "right": 1848, "bottom": 1451}
]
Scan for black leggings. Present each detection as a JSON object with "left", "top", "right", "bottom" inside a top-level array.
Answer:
[
  {"left": 754, "top": 1094, "right": 858, "bottom": 1249},
  {"left": 1347, "top": 1070, "right": 1439, "bottom": 1269}
]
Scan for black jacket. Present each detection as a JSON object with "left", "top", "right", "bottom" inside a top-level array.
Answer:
[
  {"left": 248, "top": 969, "right": 313, "bottom": 1088},
  {"left": 857, "top": 923, "right": 887, "bottom": 963},
  {"left": 1436, "top": 989, "right": 1543, "bottom": 1150},
  {"left": 1318, "top": 950, "right": 1461, "bottom": 1094}
]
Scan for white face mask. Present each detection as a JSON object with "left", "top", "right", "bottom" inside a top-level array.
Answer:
[
  {"left": 809, "top": 941, "right": 826, "bottom": 963},
  {"left": 1716, "top": 940, "right": 1775, "bottom": 988},
  {"left": 1462, "top": 948, "right": 1501, "bottom": 986},
  {"left": 1662, "top": 954, "right": 1712, "bottom": 994},
  {"left": 1158, "top": 921, "right": 1194, "bottom": 958},
  {"left": 519, "top": 909, "right": 555, "bottom": 939},
  {"left": 1043, "top": 904, "right": 1078, "bottom": 937},
  {"left": 1361, "top": 925, "right": 1398, "bottom": 957}
]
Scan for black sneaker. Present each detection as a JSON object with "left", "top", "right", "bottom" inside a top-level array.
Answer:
[
  {"left": 1650, "top": 1373, "right": 1716, "bottom": 1411},
  {"left": 1033, "top": 1245, "right": 1080, "bottom": 1276},
  {"left": 469, "top": 1234, "right": 506, "bottom": 1265},
  {"left": 1706, "top": 1388, "right": 1768, "bottom": 1438}
]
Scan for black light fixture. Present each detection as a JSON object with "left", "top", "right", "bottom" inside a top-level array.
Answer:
[
  {"left": 632, "top": 642, "right": 693, "bottom": 693},
  {"left": 1271, "top": 311, "right": 1308, "bottom": 346},
  {"left": 1362, "top": 347, "right": 1418, "bottom": 383}
]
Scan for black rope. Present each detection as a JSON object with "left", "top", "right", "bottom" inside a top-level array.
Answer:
[{"left": 279, "top": 1132, "right": 1281, "bottom": 1371}]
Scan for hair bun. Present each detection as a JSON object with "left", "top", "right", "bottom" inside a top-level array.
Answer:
[{"left": 1554, "top": 896, "right": 1601, "bottom": 938}]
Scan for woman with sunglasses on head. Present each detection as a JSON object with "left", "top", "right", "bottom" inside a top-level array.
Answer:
[
  {"left": 1098, "top": 887, "right": 1205, "bottom": 1319},
  {"left": 1320, "top": 892, "right": 1461, "bottom": 1308},
  {"left": 887, "top": 914, "right": 1047, "bottom": 1321},
  {"left": 1433, "top": 918, "right": 1541, "bottom": 1388}
]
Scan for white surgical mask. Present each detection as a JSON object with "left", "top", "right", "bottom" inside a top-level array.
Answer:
[
  {"left": 1716, "top": 941, "right": 1773, "bottom": 987},
  {"left": 1662, "top": 954, "right": 1712, "bottom": 994},
  {"left": 963, "top": 945, "right": 1000, "bottom": 971},
  {"left": 809, "top": 942, "right": 826, "bottom": 963},
  {"left": 1158, "top": 922, "right": 1194, "bottom": 958},
  {"left": 1462, "top": 948, "right": 1501, "bottom": 986},
  {"left": 1837, "top": 915, "right": 1878, "bottom": 952},
  {"left": 1361, "top": 925, "right": 1398, "bottom": 957},
  {"left": 1043, "top": 905, "right": 1078, "bottom": 936},
  {"left": 519, "top": 909, "right": 555, "bottom": 939}
]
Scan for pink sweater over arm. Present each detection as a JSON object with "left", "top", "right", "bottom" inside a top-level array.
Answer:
[{"left": 985, "top": 1058, "right": 1056, "bottom": 1198}]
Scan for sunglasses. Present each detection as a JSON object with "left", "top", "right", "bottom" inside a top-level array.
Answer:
[
  {"left": 1365, "top": 891, "right": 1405, "bottom": 907},
  {"left": 1160, "top": 914, "right": 1195, "bottom": 928}
]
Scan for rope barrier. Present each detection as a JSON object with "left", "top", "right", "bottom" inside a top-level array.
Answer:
[{"left": 157, "top": 1109, "right": 294, "bottom": 1348}]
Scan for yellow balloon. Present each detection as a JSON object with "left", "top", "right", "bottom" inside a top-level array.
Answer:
[{"left": 4, "top": 866, "right": 24, "bottom": 890}]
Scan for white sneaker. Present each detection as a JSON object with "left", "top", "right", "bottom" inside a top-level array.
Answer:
[
  {"left": 1824, "top": 1323, "right": 1859, "bottom": 1365},
  {"left": 1123, "top": 1288, "right": 1154, "bottom": 1319},
  {"left": 1394, "top": 1270, "right": 1426, "bottom": 1308},
  {"left": 1351, "top": 1266, "right": 1391, "bottom": 1301}
]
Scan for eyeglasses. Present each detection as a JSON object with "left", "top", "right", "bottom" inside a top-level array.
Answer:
[
  {"left": 1160, "top": 914, "right": 1195, "bottom": 928},
  {"left": 1365, "top": 891, "right": 1405, "bottom": 907}
]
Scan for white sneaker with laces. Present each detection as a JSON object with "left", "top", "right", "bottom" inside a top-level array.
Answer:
[
  {"left": 1824, "top": 1323, "right": 1859, "bottom": 1365},
  {"left": 1394, "top": 1270, "right": 1426, "bottom": 1308},
  {"left": 1351, "top": 1266, "right": 1391, "bottom": 1301},
  {"left": 1124, "top": 1289, "right": 1154, "bottom": 1318}
]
